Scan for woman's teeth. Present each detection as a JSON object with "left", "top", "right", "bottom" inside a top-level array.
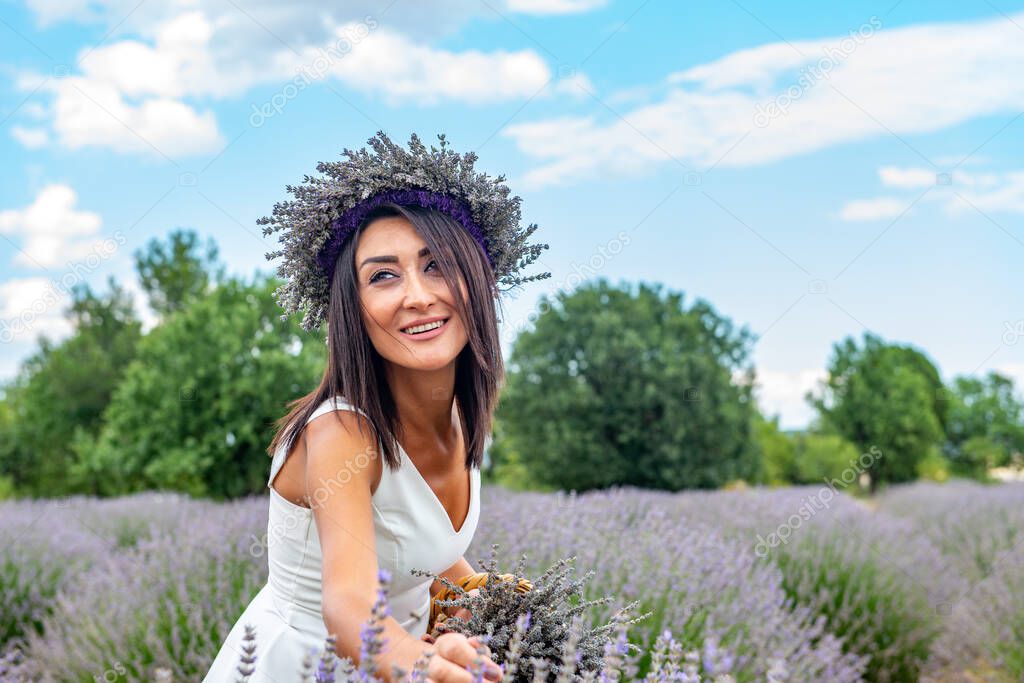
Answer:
[{"left": 402, "top": 319, "right": 446, "bottom": 334}]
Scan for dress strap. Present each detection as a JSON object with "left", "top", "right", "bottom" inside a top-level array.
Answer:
[{"left": 268, "top": 396, "right": 370, "bottom": 489}]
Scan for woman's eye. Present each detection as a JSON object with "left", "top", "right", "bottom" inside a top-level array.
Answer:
[{"left": 369, "top": 260, "right": 440, "bottom": 284}]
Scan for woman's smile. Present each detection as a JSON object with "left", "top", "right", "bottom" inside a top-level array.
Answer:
[{"left": 399, "top": 317, "right": 451, "bottom": 339}]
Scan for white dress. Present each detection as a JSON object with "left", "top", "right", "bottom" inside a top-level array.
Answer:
[{"left": 203, "top": 396, "right": 481, "bottom": 682}]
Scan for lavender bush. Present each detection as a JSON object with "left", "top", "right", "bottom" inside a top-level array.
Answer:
[
  {"left": 878, "top": 481, "right": 1024, "bottom": 681},
  {"left": 2, "top": 493, "right": 268, "bottom": 681},
  {"left": 0, "top": 482, "right": 1020, "bottom": 681},
  {"left": 0, "top": 498, "right": 112, "bottom": 649},
  {"left": 470, "top": 487, "right": 867, "bottom": 682},
  {"left": 667, "top": 486, "right": 964, "bottom": 682}
]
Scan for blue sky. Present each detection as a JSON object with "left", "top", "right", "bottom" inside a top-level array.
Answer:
[{"left": 1, "top": 0, "right": 1022, "bottom": 428}]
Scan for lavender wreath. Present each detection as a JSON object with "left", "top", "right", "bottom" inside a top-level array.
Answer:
[{"left": 259, "top": 130, "right": 551, "bottom": 331}]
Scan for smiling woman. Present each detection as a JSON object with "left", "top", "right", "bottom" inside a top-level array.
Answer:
[{"left": 203, "top": 131, "right": 548, "bottom": 682}]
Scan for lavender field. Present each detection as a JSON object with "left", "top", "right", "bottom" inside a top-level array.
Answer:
[{"left": 1, "top": 481, "right": 1021, "bottom": 682}]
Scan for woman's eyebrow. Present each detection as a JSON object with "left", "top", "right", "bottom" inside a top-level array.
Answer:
[{"left": 359, "top": 246, "right": 431, "bottom": 270}]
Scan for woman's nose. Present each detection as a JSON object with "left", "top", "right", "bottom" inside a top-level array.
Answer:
[{"left": 402, "top": 268, "right": 436, "bottom": 307}]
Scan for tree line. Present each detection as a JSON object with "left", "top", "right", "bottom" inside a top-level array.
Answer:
[{"left": 1, "top": 229, "right": 1020, "bottom": 499}]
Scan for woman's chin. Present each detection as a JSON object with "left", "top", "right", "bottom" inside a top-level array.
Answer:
[{"left": 388, "top": 349, "right": 460, "bottom": 372}]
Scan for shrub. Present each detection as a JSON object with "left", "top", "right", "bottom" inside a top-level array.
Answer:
[
  {"left": 5, "top": 495, "right": 267, "bottom": 681},
  {"left": 470, "top": 486, "right": 866, "bottom": 682}
]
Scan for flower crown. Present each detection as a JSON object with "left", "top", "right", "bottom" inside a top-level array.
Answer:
[{"left": 259, "top": 130, "right": 551, "bottom": 331}]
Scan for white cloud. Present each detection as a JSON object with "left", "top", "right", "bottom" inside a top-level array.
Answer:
[
  {"left": 838, "top": 197, "right": 911, "bottom": 221},
  {"left": 319, "top": 28, "right": 551, "bottom": 105},
  {"left": 944, "top": 171, "right": 1024, "bottom": 215},
  {"left": 10, "top": 126, "right": 49, "bottom": 149},
  {"left": 504, "top": 11, "right": 1024, "bottom": 188},
  {"left": 16, "top": 6, "right": 571, "bottom": 156},
  {"left": 72, "top": 12, "right": 217, "bottom": 99},
  {"left": 0, "top": 184, "right": 107, "bottom": 269},
  {"left": 847, "top": 165, "right": 1024, "bottom": 218},
  {"left": 754, "top": 368, "right": 826, "bottom": 430},
  {"left": 552, "top": 71, "right": 595, "bottom": 98},
  {"left": 23, "top": 0, "right": 487, "bottom": 39},
  {"left": 506, "top": 0, "right": 608, "bottom": 14},
  {"left": 878, "top": 166, "right": 940, "bottom": 189},
  {"left": 0, "top": 276, "right": 73, "bottom": 346},
  {"left": 21, "top": 101, "right": 48, "bottom": 119},
  {"left": 46, "top": 76, "right": 224, "bottom": 156}
]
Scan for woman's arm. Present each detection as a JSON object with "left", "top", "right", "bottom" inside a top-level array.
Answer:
[{"left": 305, "top": 411, "right": 432, "bottom": 681}]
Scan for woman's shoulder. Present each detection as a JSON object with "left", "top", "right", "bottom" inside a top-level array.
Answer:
[
  {"left": 306, "top": 396, "right": 385, "bottom": 494},
  {"left": 305, "top": 395, "right": 369, "bottom": 424}
]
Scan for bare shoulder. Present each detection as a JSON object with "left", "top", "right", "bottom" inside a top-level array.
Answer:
[{"left": 303, "top": 408, "right": 383, "bottom": 496}]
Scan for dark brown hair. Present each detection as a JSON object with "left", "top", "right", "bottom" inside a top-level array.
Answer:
[{"left": 266, "top": 202, "right": 504, "bottom": 473}]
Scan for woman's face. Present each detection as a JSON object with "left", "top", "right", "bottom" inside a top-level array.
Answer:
[{"left": 355, "top": 215, "right": 470, "bottom": 372}]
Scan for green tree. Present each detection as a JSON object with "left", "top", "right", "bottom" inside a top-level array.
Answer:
[
  {"left": 496, "top": 279, "right": 760, "bottom": 491},
  {"left": 942, "top": 371, "right": 1024, "bottom": 477},
  {"left": 73, "top": 273, "right": 326, "bottom": 498},
  {"left": 790, "top": 431, "right": 862, "bottom": 485},
  {"left": 755, "top": 413, "right": 796, "bottom": 485},
  {"left": 0, "top": 277, "right": 141, "bottom": 495},
  {"left": 807, "top": 332, "right": 943, "bottom": 493},
  {"left": 133, "top": 228, "right": 223, "bottom": 318},
  {"left": 755, "top": 414, "right": 862, "bottom": 486}
]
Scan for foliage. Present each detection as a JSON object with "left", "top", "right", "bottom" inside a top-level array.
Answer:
[
  {"left": 941, "top": 371, "right": 1024, "bottom": 477},
  {"left": 133, "top": 228, "right": 224, "bottom": 317},
  {"left": 484, "top": 416, "right": 552, "bottom": 491},
  {"left": 0, "top": 499, "right": 112, "bottom": 652},
  {"left": 757, "top": 417, "right": 862, "bottom": 487},
  {"left": 754, "top": 414, "right": 795, "bottom": 486},
  {"left": 0, "top": 277, "right": 141, "bottom": 496},
  {"left": 769, "top": 523, "right": 944, "bottom": 682},
  {"left": 806, "top": 332, "right": 944, "bottom": 493},
  {"left": 789, "top": 432, "right": 862, "bottom": 485},
  {"left": 72, "top": 273, "right": 326, "bottom": 498},
  {"left": 497, "top": 279, "right": 760, "bottom": 492},
  {"left": 915, "top": 446, "right": 949, "bottom": 482}
]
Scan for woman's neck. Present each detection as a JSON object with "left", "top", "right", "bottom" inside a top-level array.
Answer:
[{"left": 385, "top": 361, "right": 459, "bottom": 447}]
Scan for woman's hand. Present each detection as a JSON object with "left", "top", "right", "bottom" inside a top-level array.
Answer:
[{"left": 419, "top": 631, "right": 502, "bottom": 682}]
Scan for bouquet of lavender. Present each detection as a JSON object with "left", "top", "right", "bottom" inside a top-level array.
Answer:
[
  {"left": 409, "top": 544, "right": 652, "bottom": 681},
  {"left": 232, "top": 548, "right": 745, "bottom": 683}
]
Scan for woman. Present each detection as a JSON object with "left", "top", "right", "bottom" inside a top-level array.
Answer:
[{"left": 203, "top": 131, "right": 550, "bottom": 682}]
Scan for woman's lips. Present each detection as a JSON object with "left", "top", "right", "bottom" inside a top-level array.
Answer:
[{"left": 399, "top": 317, "right": 450, "bottom": 340}]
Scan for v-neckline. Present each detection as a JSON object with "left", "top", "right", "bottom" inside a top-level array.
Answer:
[{"left": 396, "top": 439, "right": 474, "bottom": 535}]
